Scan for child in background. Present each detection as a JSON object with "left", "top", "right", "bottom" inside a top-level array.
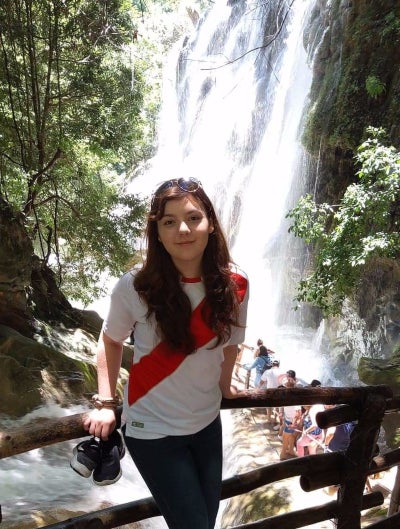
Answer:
[
  {"left": 296, "top": 404, "right": 325, "bottom": 456},
  {"left": 279, "top": 377, "right": 302, "bottom": 460}
]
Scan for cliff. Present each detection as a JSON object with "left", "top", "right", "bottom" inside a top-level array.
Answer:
[{"left": 299, "top": 0, "right": 400, "bottom": 384}]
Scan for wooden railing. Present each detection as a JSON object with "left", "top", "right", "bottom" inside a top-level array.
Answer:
[{"left": 1, "top": 385, "right": 400, "bottom": 529}]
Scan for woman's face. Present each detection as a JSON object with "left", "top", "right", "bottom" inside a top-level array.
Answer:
[{"left": 157, "top": 195, "right": 214, "bottom": 277}]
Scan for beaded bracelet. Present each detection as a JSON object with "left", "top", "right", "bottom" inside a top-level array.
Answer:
[{"left": 91, "top": 394, "right": 121, "bottom": 410}]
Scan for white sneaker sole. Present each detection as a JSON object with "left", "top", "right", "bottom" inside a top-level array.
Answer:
[{"left": 93, "top": 468, "right": 122, "bottom": 486}]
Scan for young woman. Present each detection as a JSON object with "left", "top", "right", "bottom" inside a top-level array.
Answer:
[{"left": 83, "top": 177, "right": 250, "bottom": 529}]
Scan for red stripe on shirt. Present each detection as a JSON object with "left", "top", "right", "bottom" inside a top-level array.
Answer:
[
  {"left": 127, "top": 273, "right": 248, "bottom": 406},
  {"left": 128, "top": 298, "right": 215, "bottom": 406},
  {"left": 231, "top": 272, "right": 247, "bottom": 303}
]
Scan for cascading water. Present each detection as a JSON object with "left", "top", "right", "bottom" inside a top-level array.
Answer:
[
  {"left": 130, "top": 0, "right": 325, "bottom": 378},
  {"left": 1, "top": 0, "right": 330, "bottom": 526}
]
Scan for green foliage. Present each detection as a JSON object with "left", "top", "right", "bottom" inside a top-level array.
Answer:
[
  {"left": 287, "top": 127, "right": 400, "bottom": 315},
  {"left": 302, "top": 3, "right": 400, "bottom": 156},
  {"left": 0, "top": 0, "right": 206, "bottom": 304},
  {"left": 0, "top": 0, "right": 150, "bottom": 303},
  {"left": 284, "top": 195, "right": 334, "bottom": 244},
  {"left": 365, "top": 75, "right": 386, "bottom": 99},
  {"left": 381, "top": 11, "right": 400, "bottom": 40}
]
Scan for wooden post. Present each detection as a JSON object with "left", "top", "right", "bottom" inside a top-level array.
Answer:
[
  {"left": 245, "top": 369, "right": 251, "bottom": 389},
  {"left": 388, "top": 464, "right": 400, "bottom": 516},
  {"left": 335, "top": 392, "right": 387, "bottom": 529}
]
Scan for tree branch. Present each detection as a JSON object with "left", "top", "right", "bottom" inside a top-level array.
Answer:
[{"left": 198, "top": 0, "right": 295, "bottom": 71}]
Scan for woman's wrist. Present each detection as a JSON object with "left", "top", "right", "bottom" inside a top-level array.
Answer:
[{"left": 91, "top": 394, "right": 121, "bottom": 410}]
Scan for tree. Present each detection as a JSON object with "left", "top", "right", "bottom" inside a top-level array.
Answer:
[
  {"left": 0, "top": 0, "right": 148, "bottom": 311},
  {"left": 286, "top": 127, "right": 400, "bottom": 316}
]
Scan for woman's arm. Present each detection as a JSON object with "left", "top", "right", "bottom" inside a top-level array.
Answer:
[
  {"left": 97, "top": 331, "right": 124, "bottom": 397},
  {"left": 324, "top": 426, "right": 335, "bottom": 446},
  {"left": 83, "top": 331, "right": 123, "bottom": 440}
]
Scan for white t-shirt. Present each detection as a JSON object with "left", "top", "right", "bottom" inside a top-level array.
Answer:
[
  {"left": 260, "top": 366, "right": 281, "bottom": 388},
  {"left": 284, "top": 405, "right": 302, "bottom": 422},
  {"left": 103, "top": 267, "right": 249, "bottom": 439},
  {"left": 308, "top": 404, "right": 325, "bottom": 429}
]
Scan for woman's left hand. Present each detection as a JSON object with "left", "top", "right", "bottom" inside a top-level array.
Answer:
[{"left": 83, "top": 408, "right": 117, "bottom": 440}]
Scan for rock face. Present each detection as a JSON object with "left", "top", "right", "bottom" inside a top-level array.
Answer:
[
  {"left": 0, "top": 197, "right": 91, "bottom": 337},
  {"left": 304, "top": 0, "right": 400, "bottom": 202},
  {"left": 0, "top": 200, "right": 115, "bottom": 416},
  {"left": 297, "top": 0, "right": 400, "bottom": 389},
  {"left": 0, "top": 324, "right": 99, "bottom": 417},
  {"left": 358, "top": 349, "right": 400, "bottom": 392},
  {"left": 0, "top": 198, "right": 34, "bottom": 336},
  {"left": 358, "top": 347, "right": 400, "bottom": 447},
  {"left": 0, "top": 313, "right": 134, "bottom": 417},
  {"left": 318, "top": 261, "right": 400, "bottom": 387}
]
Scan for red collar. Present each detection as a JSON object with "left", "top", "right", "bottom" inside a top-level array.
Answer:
[{"left": 181, "top": 276, "right": 202, "bottom": 283}]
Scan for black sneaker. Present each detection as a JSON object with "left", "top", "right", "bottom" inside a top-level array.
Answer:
[
  {"left": 70, "top": 436, "right": 101, "bottom": 478},
  {"left": 92, "top": 429, "right": 126, "bottom": 486}
]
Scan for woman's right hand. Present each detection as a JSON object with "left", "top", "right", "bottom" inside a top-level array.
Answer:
[{"left": 83, "top": 408, "right": 117, "bottom": 440}]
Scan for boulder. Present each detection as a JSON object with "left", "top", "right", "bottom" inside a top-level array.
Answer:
[
  {"left": 359, "top": 348, "right": 400, "bottom": 447},
  {"left": 358, "top": 349, "right": 400, "bottom": 393},
  {"left": 0, "top": 324, "right": 98, "bottom": 417}
]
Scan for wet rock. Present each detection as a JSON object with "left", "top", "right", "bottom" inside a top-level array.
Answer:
[{"left": 0, "top": 324, "right": 98, "bottom": 417}]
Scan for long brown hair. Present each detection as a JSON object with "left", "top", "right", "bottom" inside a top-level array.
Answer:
[{"left": 134, "top": 180, "right": 241, "bottom": 354}]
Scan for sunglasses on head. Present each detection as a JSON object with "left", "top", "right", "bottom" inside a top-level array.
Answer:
[{"left": 152, "top": 177, "right": 202, "bottom": 198}]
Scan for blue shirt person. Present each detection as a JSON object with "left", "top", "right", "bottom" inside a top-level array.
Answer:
[{"left": 242, "top": 338, "right": 275, "bottom": 387}]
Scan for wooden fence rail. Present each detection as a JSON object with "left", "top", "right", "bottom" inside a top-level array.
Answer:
[{"left": 1, "top": 385, "right": 400, "bottom": 529}]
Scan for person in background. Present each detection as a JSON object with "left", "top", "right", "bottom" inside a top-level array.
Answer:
[
  {"left": 323, "top": 404, "right": 357, "bottom": 495},
  {"left": 280, "top": 403, "right": 302, "bottom": 460},
  {"left": 299, "top": 378, "right": 322, "bottom": 414},
  {"left": 234, "top": 342, "right": 254, "bottom": 378},
  {"left": 259, "top": 359, "right": 281, "bottom": 424},
  {"left": 278, "top": 369, "right": 296, "bottom": 386},
  {"left": 296, "top": 403, "right": 325, "bottom": 456},
  {"left": 83, "top": 177, "right": 250, "bottom": 529},
  {"left": 242, "top": 338, "right": 275, "bottom": 387},
  {"left": 325, "top": 418, "right": 356, "bottom": 452},
  {"left": 259, "top": 359, "right": 281, "bottom": 389},
  {"left": 278, "top": 369, "right": 308, "bottom": 387},
  {"left": 274, "top": 374, "right": 297, "bottom": 436},
  {"left": 276, "top": 377, "right": 302, "bottom": 458}
]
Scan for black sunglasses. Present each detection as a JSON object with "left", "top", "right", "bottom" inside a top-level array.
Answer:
[{"left": 152, "top": 177, "right": 202, "bottom": 198}]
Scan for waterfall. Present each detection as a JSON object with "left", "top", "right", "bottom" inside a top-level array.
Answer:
[
  {"left": 1, "top": 1, "right": 329, "bottom": 527},
  {"left": 130, "top": 0, "right": 325, "bottom": 381}
]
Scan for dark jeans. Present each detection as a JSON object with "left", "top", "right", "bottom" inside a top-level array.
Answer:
[{"left": 123, "top": 414, "right": 223, "bottom": 529}]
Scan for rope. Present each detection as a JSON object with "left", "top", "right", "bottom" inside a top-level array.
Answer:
[{"left": 294, "top": 428, "right": 331, "bottom": 452}]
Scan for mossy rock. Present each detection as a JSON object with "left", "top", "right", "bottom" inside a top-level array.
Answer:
[
  {"left": 359, "top": 350, "right": 400, "bottom": 447},
  {"left": 0, "top": 355, "right": 43, "bottom": 415},
  {"left": 0, "top": 328, "right": 98, "bottom": 417},
  {"left": 221, "top": 485, "right": 292, "bottom": 526},
  {"left": 358, "top": 354, "right": 400, "bottom": 393}
]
